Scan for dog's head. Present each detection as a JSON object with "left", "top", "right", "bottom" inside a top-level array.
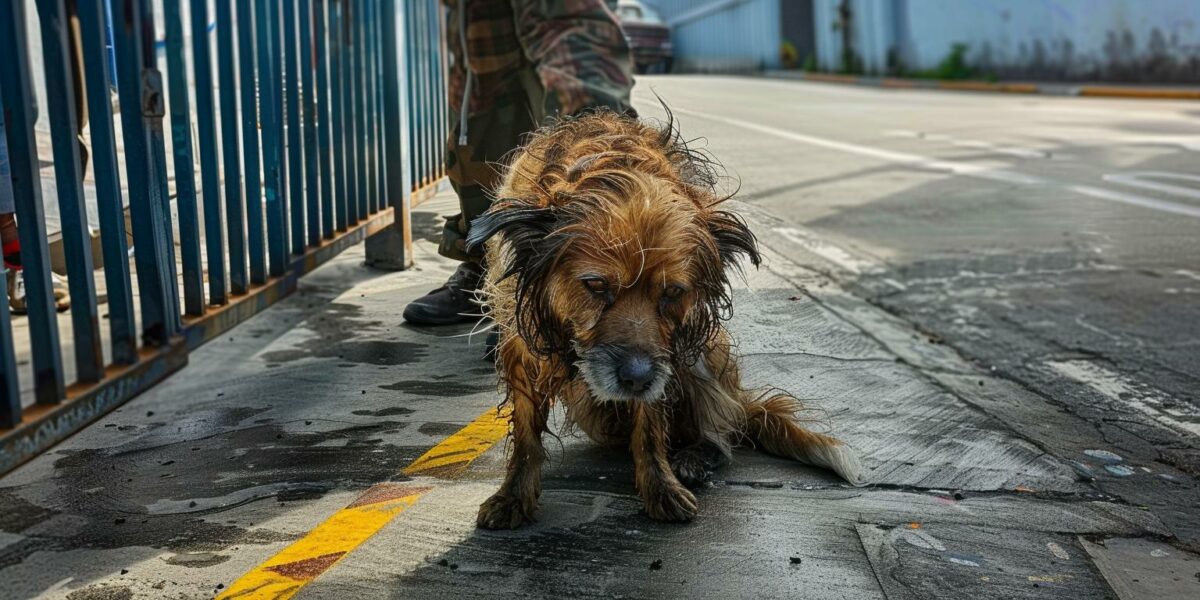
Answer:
[{"left": 469, "top": 133, "right": 760, "bottom": 403}]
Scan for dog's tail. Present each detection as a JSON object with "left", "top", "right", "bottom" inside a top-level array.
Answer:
[{"left": 742, "top": 392, "right": 866, "bottom": 486}]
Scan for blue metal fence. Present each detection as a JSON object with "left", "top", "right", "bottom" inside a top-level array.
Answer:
[{"left": 0, "top": 0, "right": 448, "bottom": 474}]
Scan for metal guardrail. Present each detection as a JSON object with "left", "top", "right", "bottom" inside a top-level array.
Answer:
[{"left": 0, "top": 0, "right": 448, "bottom": 474}]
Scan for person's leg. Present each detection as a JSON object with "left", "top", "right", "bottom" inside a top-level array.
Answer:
[
  {"left": 66, "top": 0, "right": 89, "bottom": 175},
  {"left": 403, "top": 1, "right": 542, "bottom": 326}
]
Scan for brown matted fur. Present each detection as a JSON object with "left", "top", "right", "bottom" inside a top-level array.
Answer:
[{"left": 467, "top": 109, "right": 863, "bottom": 529}]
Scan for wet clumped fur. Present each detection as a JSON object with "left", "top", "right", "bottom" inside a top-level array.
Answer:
[{"left": 467, "top": 108, "right": 864, "bottom": 529}]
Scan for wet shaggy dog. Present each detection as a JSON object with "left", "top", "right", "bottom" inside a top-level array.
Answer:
[{"left": 467, "top": 109, "right": 863, "bottom": 529}]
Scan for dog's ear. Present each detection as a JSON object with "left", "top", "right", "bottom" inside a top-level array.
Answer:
[
  {"left": 465, "top": 204, "right": 557, "bottom": 255},
  {"left": 467, "top": 201, "right": 576, "bottom": 357},
  {"left": 706, "top": 209, "right": 761, "bottom": 270}
]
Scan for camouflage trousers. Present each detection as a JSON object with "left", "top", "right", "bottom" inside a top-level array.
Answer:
[{"left": 438, "top": 68, "right": 544, "bottom": 263}]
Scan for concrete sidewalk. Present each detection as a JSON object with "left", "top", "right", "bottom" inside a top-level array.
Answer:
[{"left": 0, "top": 191, "right": 1194, "bottom": 599}]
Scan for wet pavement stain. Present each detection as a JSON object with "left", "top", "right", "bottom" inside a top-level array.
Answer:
[
  {"left": 419, "top": 422, "right": 466, "bottom": 436},
  {"left": 264, "top": 340, "right": 429, "bottom": 367},
  {"left": 0, "top": 415, "right": 426, "bottom": 571},
  {"left": 164, "top": 551, "right": 230, "bottom": 568},
  {"left": 379, "top": 380, "right": 494, "bottom": 397},
  {"left": 64, "top": 585, "right": 134, "bottom": 600},
  {"left": 351, "top": 407, "right": 416, "bottom": 417},
  {"left": 258, "top": 302, "right": 428, "bottom": 366}
]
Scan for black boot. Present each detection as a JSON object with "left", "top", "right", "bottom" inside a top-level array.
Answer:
[{"left": 403, "top": 262, "right": 484, "bottom": 325}]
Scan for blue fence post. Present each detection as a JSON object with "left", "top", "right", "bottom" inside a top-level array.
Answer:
[
  {"left": 284, "top": 0, "right": 305, "bottom": 255},
  {"left": 256, "top": 0, "right": 286, "bottom": 277},
  {"left": 33, "top": 0, "right": 104, "bottom": 382},
  {"left": 0, "top": 1, "right": 66, "bottom": 402},
  {"left": 368, "top": 0, "right": 383, "bottom": 215},
  {"left": 356, "top": 0, "right": 374, "bottom": 218},
  {"left": 269, "top": 0, "right": 290, "bottom": 264},
  {"left": 76, "top": 0, "right": 137, "bottom": 366},
  {"left": 342, "top": 1, "right": 359, "bottom": 227},
  {"left": 329, "top": 1, "right": 348, "bottom": 231},
  {"left": 163, "top": 0, "right": 206, "bottom": 317},
  {"left": 314, "top": 0, "right": 335, "bottom": 239},
  {"left": 299, "top": 0, "right": 321, "bottom": 247},
  {"left": 216, "top": 0, "right": 247, "bottom": 294},
  {"left": 0, "top": 76, "right": 22, "bottom": 424},
  {"left": 380, "top": 0, "right": 413, "bottom": 264},
  {"left": 236, "top": 0, "right": 266, "bottom": 285},
  {"left": 0, "top": 265, "right": 18, "bottom": 427},
  {"left": 113, "top": 0, "right": 182, "bottom": 345},
  {"left": 191, "top": 0, "right": 227, "bottom": 306}
]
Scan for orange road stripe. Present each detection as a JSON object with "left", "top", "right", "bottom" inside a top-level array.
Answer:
[{"left": 218, "top": 408, "right": 510, "bottom": 599}]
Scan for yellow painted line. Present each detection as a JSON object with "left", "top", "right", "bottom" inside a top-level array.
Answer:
[
  {"left": 218, "top": 407, "right": 510, "bottom": 600},
  {"left": 404, "top": 406, "right": 512, "bottom": 477}
]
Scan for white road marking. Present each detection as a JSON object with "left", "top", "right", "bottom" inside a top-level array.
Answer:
[
  {"left": 887, "top": 129, "right": 1052, "bottom": 159},
  {"left": 1069, "top": 185, "right": 1200, "bottom": 219},
  {"left": 664, "top": 105, "right": 1200, "bottom": 219},
  {"left": 1047, "top": 360, "right": 1200, "bottom": 438},
  {"left": 1103, "top": 172, "right": 1200, "bottom": 201}
]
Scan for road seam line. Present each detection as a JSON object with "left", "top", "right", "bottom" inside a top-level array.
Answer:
[{"left": 217, "top": 407, "right": 511, "bottom": 599}]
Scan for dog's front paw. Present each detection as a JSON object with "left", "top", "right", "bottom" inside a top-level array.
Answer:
[
  {"left": 642, "top": 483, "right": 698, "bottom": 522},
  {"left": 477, "top": 492, "right": 537, "bottom": 529}
]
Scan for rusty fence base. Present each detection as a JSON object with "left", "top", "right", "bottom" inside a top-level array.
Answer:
[
  {"left": 0, "top": 339, "right": 189, "bottom": 474},
  {"left": 0, "top": 191, "right": 427, "bottom": 476}
]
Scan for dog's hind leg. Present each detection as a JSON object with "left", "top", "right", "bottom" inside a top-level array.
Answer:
[
  {"left": 632, "top": 402, "right": 699, "bottom": 522},
  {"left": 477, "top": 347, "right": 552, "bottom": 529},
  {"left": 743, "top": 393, "right": 865, "bottom": 486}
]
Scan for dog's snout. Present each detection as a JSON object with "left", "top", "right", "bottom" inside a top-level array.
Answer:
[{"left": 617, "top": 353, "right": 656, "bottom": 392}]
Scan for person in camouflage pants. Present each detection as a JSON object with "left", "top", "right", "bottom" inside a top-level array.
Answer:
[{"left": 402, "top": 0, "right": 634, "bottom": 326}]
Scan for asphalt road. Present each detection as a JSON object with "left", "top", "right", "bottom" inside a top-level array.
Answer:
[
  {"left": 0, "top": 77, "right": 1197, "bottom": 599},
  {"left": 634, "top": 76, "right": 1200, "bottom": 425}
]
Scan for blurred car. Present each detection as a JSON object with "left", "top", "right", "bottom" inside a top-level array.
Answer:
[{"left": 615, "top": 0, "right": 673, "bottom": 74}]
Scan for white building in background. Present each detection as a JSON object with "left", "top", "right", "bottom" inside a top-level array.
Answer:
[{"left": 645, "top": 0, "right": 1200, "bottom": 82}]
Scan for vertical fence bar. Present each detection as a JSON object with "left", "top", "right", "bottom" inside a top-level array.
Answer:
[
  {"left": 352, "top": 0, "right": 368, "bottom": 221},
  {"left": 1, "top": 0, "right": 66, "bottom": 401},
  {"left": 314, "top": 0, "right": 334, "bottom": 239},
  {"left": 411, "top": 0, "right": 426, "bottom": 187},
  {"left": 371, "top": 0, "right": 386, "bottom": 212},
  {"left": 0, "top": 77, "right": 23, "bottom": 424},
  {"left": 424, "top": 0, "right": 436, "bottom": 185},
  {"left": 342, "top": 1, "right": 359, "bottom": 227},
  {"left": 360, "top": 0, "right": 375, "bottom": 215},
  {"left": 330, "top": 2, "right": 348, "bottom": 231},
  {"left": 0, "top": 266, "right": 17, "bottom": 426},
  {"left": 270, "top": 0, "right": 290, "bottom": 261},
  {"left": 216, "top": 0, "right": 247, "bottom": 294},
  {"left": 366, "top": 0, "right": 381, "bottom": 215},
  {"left": 381, "top": 0, "right": 413, "bottom": 264},
  {"left": 283, "top": 0, "right": 305, "bottom": 255},
  {"left": 299, "top": 0, "right": 320, "bottom": 247},
  {"left": 35, "top": 0, "right": 105, "bottom": 382},
  {"left": 436, "top": 0, "right": 448, "bottom": 180},
  {"left": 256, "top": 0, "right": 285, "bottom": 276},
  {"left": 77, "top": 0, "right": 136, "bottom": 365},
  {"left": 191, "top": 0, "right": 226, "bottom": 305},
  {"left": 163, "top": 0, "right": 206, "bottom": 317},
  {"left": 236, "top": 0, "right": 265, "bottom": 284},
  {"left": 113, "top": 0, "right": 181, "bottom": 345}
]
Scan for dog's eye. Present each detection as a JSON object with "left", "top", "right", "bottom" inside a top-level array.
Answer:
[
  {"left": 663, "top": 284, "right": 687, "bottom": 301},
  {"left": 581, "top": 277, "right": 609, "bottom": 296}
]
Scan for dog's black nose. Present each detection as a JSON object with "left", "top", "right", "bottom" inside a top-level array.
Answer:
[{"left": 617, "top": 353, "right": 656, "bottom": 393}]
